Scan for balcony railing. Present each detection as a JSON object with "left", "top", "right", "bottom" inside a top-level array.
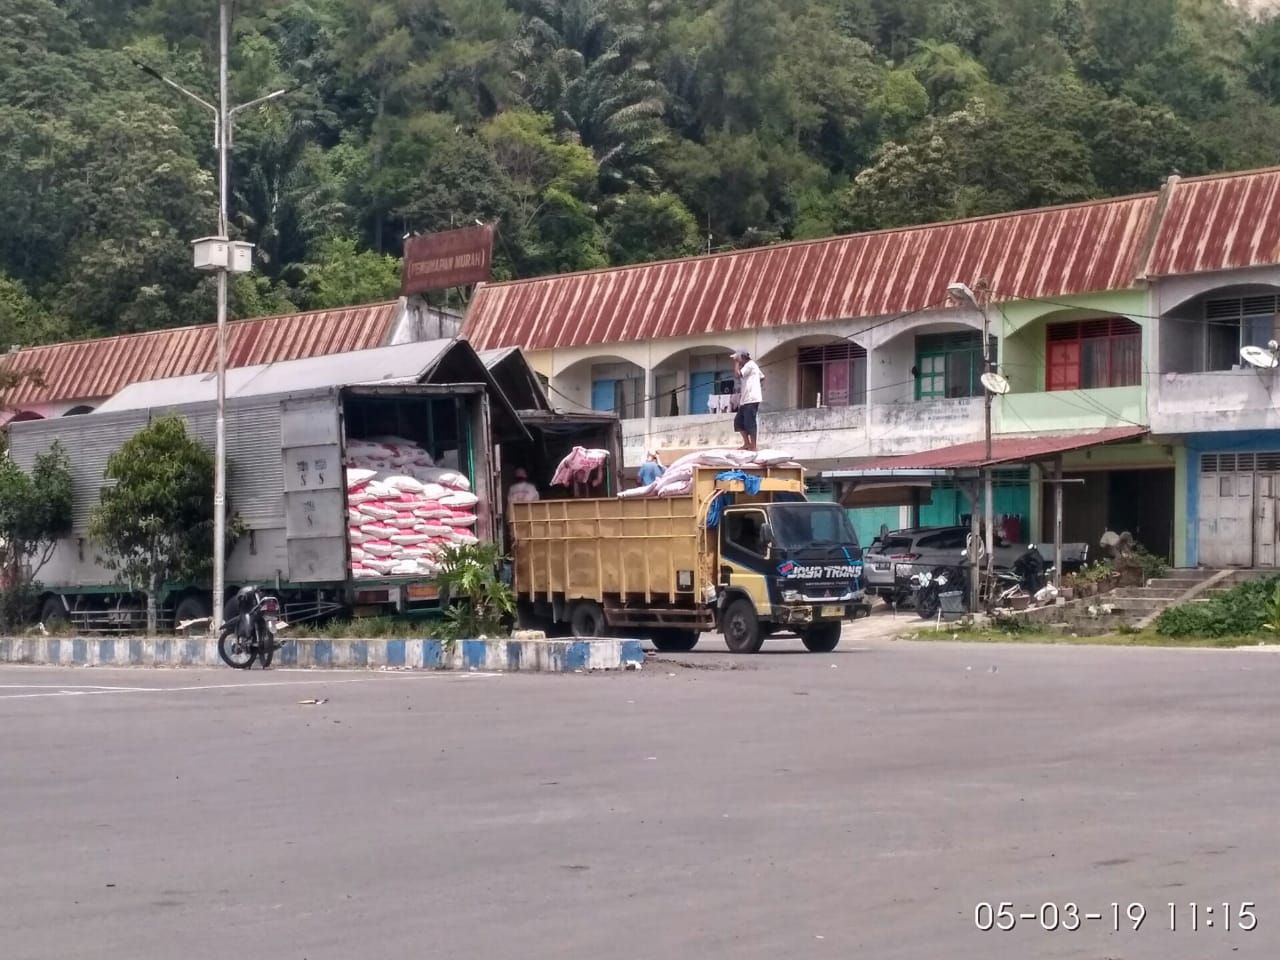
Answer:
[
  {"left": 1150, "top": 369, "right": 1279, "bottom": 433},
  {"left": 619, "top": 397, "right": 985, "bottom": 464}
]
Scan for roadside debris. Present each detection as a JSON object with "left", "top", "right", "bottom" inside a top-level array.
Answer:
[{"left": 298, "top": 698, "right": 328, "bottom": 705}]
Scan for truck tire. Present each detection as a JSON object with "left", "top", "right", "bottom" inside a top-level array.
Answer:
[
  {"left": 649, "top": 629, "right": 699, "bottom": 653},
  {"left": 39, "top": 595, "right": 68, "bottom": 629},
  {"left": 568, "top": 601, "right": 609, "bottom": 638},
  {"left": 799, "top": 621, "right": 841, "bottom": 653},
  {"left": 174, "top": 594, "right": 211, "bottom": 635},
  {"left": 721, "top": 598, "right": 764, "bottom": 654}
]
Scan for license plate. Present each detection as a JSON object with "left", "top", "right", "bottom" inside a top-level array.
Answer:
[
  {"left": 407, "top": 583, "right": 439, "bottom": 601},
  {"left": 820, "top": 605, "right": 846, "bottom": 618}
]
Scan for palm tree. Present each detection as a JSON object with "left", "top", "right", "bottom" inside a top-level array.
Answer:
[{"left": 514, "top": 0, "right": 669, "bottom": 190}]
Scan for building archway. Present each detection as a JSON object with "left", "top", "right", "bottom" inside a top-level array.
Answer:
[
  {"left": 552, "top": 354, "right": 647, "bottom": 419},
  {"left": 1002, "top": 308, "right": 1143, "bottom": 394},
  {"left": 7, "top": 410, "right": 44, "bottom": 422},
  {"left": 873, "top": 320, "right": 992, "bottom": 403},
  {"left": 649, "top": 344, "right": 738, "bottom": 418},
  {"left": 1159, "top": 282, "right": 1280, "bottom": 374},
  {"left": 62, "top": 405, "right": 94, "bottom": 416},
  {"left": 757, "top": 333, "right": 868, "bottom": 413}
]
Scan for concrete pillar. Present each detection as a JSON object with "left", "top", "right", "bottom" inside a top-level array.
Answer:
[{"left": 1174, "top": 443, "right": 1191, "bottom": 568}]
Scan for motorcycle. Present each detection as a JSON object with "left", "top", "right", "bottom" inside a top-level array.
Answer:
[
  {"left": 912, "top": 545, "right": 1056, "bottom": 620},
  {"left": 217, "top": 585, "right": 287, "bottom": 669}
]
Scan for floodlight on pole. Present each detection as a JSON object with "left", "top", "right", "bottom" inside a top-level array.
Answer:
[
  {"left": 134, "top": 0, "right": 288, "bottom": 636},
  {"left": 946, "top": 281, "right": 979, "bottom": 308}
]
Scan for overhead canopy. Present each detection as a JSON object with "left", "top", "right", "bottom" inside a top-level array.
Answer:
[
  {"left": 840, "top": 478, "right": 936, "bottom": 508},
  {"left": 828, "top": 427, "right": 1149, "bottom": 474},
  {"left": 94, "top": 338, "right": 532, "bottom": 443},
  {"left": 479, "top": 345, "right": 551, "bottom": 412}
]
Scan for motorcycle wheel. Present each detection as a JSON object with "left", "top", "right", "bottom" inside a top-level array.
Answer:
[
  {"left": 916, "top": 585, "right": 941, "bottom": 620},
  {"left": 254, "top": 623, "right": 278, "bottom": 669},
  {"left": 218, "top": 628, "right": 256, "bottom": 669}
]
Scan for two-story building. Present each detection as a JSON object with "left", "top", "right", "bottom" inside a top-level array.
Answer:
[{"left": 462, "top": 166, "right": 1280, "bottom": 566}]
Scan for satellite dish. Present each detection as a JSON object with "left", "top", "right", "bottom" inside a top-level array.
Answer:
[
  {"left": 1240, "top": 345, "right": 1279, "bottom": 370},
  {"left": 980, "top": 371, "right": 1011, "bottom": 395}
]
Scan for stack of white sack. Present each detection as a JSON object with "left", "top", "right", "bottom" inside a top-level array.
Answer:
[
  {"left": 344, "top": 436, "right": 480, "bottom": 579},
  {"left": 619, "top": 448, "right": 798, "bottom": 499}
]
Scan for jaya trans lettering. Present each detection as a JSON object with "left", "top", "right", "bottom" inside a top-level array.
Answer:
[{"left": 777, "top": 562, "right": 862, "bottom": 580}]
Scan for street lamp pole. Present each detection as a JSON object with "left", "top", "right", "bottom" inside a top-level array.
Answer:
[
  {"left": 948, "top": 280, "right": 995, "bottom": 613},
  {"left": 133, "top": 0, "right": 287, "bottom": 635},
  {"left": 212, "top": 0, "right": 230, "bottom": 640}
]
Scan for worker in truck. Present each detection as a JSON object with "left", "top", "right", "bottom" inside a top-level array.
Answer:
[
  {"left": 731, "top": 348, "right": 763, "bottom": 452},
  {"left": 504, "top": 467, "right": 540, "bottom": 554},
  {"left": 507, "top": 467, "right": 540, "bottom": 515},
  {"left": 638, "top": 450, "right": 665, "bottom": 487}
]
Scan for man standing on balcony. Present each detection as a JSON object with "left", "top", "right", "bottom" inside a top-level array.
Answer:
[{"left": 731, "top": 348, "right": 764, "bottom": 452}]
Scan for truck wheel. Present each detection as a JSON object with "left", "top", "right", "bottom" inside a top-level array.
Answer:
[
  {"left": 800, "top": 621, "right": 841, "bottom": 653},
  {"left": 174, "top": 594, "right": 211, "bottom": 635},
  {"left": 568, "top": 601, "right": 609, "bottom": 638},
  {"left": 721, "top": 598, "right": 764, "bottom": 654},
  {"left": 39, "top": 595, "right": 68, "bottom": 629},
  {"left": 649, "top": 629, "right": 699, "bottom": 653}
]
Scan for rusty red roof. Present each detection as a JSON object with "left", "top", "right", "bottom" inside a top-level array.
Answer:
[
  {"left": 1143, "top": 167, "right": 1280, "bottom": 277},
  {"left": 849, "top": 427, "right": 1149, "bottom": 471},
  {"left": 0, "top": 302, "right": 401, "bottom": 408},
  {"left": 463, "top": 195, "right": 1159, "bottom": 351}
]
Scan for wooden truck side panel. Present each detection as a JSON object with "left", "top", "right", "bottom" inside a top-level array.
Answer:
[
  {"left": 511, "top": 465, "right": 806, "bottom": 609},
  {"left": 512, "top": 494, "right": 706, "bottom": 605}
]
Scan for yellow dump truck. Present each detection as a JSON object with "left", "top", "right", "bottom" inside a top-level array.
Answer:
[{"left": 510, "top": 464, "right": 869, "bottom": 653}]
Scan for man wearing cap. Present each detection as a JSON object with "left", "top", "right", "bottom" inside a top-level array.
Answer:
[
  {"left": 507, "top": 467, "right": 540, "bottom": 515},
  {"left": 731, "top": 348, "right": 764, "bottom": 451}
]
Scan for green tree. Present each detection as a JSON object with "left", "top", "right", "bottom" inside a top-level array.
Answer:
[
  {"left": 0, "top": 275, "right": 68, "bottom": 348},
  {"left": 908, "top": 39, "right": 994, "bottom": 112},
  {"left": 0, "top": 441, "right": 72, "bottom": 628},
  {"left": 602, "top": 190, "right": 701, "bottom": 263},
  {"left": 88, "top": 416, "right": 239, "bottom": 635},
  {"left": 299, "top": 236, "right": 401, "bottom": 309},
  {"left": 516, "top": 0, "right": 669, "bottom": 189}
]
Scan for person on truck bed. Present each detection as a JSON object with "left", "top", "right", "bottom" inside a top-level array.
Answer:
[
  {"left": 507, "top": 468, "right": 540, "bottom": 515},
  {"left": 731, "top": 348, "right": 763, "bottom": 452},
  {"left": 638, "top": 451, "right": 665, "bottom": 487}
]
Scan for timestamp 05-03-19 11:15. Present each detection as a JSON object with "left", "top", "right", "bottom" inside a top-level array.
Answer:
[{"left": 974, "top": 901, "right": 1258, "bottom": 933}]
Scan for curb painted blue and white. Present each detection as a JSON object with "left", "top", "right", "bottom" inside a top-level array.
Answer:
[{"left": 0, "top": 636, "right": 646, "bottom": 672}]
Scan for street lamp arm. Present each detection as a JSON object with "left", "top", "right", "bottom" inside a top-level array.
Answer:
[
  {"left": 130, "top": 58, "right": 218, "bottom": 115},
  {"left": 229, "top": 87, "right": 292, "bottom": 117}
]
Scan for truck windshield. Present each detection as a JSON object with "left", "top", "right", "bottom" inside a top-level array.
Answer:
[{"left": 767, "top": 503, "right": 859, "bottom": 551}]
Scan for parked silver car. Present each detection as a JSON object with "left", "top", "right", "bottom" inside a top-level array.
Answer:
[{"left": 864, "top": 526, "right": 1089, "bottom": 603}]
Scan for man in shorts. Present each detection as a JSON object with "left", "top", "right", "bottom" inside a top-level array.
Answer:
[{"left": 731, "top": 348, "right": 764, "bottom": 451}]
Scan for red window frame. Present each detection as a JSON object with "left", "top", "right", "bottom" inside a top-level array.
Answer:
[{"left": 1045, "top": 318, "right": 1141, "bottom": 391}]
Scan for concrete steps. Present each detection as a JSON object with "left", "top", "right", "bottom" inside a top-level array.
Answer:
[{"left": 1024, "top": 568, "right": 1237, "bottom": 632}]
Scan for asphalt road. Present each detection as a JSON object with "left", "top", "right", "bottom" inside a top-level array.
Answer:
[{"left": 2, "top": 634, "right": 1278, "bottom": 960}]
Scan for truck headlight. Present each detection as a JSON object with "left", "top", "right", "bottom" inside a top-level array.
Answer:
[{"left": 782, "top": 590, "right": 802, "bottom": 603}]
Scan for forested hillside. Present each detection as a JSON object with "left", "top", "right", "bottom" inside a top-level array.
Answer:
[{"left": 3, "top": 0, "right": 1280, "bottom": 346}]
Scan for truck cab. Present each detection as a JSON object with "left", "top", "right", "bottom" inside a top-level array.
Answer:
[{"left": 716, "top": 501, "right": 868, "bottom": 653}]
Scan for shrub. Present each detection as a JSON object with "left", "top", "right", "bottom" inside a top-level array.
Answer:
[
  {"left": 1155, "top": 576, "right": 1280, "bottom": 639},
  {"left": 433, "top": 542, "right": 515, "bottom": 641},
  {"left": 1132, "top": 545, "right": 1168, "bottom": 582}
]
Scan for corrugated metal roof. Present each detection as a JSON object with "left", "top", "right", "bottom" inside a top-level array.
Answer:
[
  {"left": 95, "top": 340, "right": 457, "bottom": 413},
  {"left": 463, "top": 195, "right": 1158, "bottom": 351},
  {"left": 1144, "top": 167, "right": 1280, "bottom": 277},
  {"left": 850, "top": 427, "right": 1149, "bottom": 471},
  {"left": 0, "top": 301, "right": 401, "bottom": 407}
]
